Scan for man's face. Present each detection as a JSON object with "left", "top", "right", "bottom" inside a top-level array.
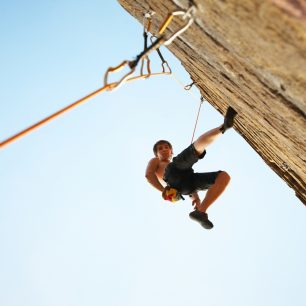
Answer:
[{"left": 156, "top": 143, "right": 173, "bottom": 161}]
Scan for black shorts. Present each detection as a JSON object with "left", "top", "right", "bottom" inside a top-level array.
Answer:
[{"left": 163, "top": 144, "right": 221, "bottom": 195}]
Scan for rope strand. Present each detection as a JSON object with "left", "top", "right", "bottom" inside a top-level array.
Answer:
[
  {"left": 191, "top": 96, "right": 205, "bottom": 143},
  {"left": 171, "top": 72, "right": 206, "bottom": 144}
]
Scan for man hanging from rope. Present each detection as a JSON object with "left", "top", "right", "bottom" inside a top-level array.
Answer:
[{"left": 145, "top": 106, "right": 237, "bottom": 229}]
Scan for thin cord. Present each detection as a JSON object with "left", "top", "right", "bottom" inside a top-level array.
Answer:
[
  {"left": 191, "top": 96, "right": 204, "bottom": 143},
  {"left": 171, "top": 72, "right": 199, "bottom": 102},
  {"left": 171, "top": 72, "right": 206, "bottom": 143}
]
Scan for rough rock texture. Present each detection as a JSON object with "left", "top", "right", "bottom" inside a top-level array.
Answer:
[{"left": 118, "top": 0, "right": 306, "bottom": 204}]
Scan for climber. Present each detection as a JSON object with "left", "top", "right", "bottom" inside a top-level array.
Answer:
[{"left": 145, "top": 106, "right": 237, "bottom": 229}]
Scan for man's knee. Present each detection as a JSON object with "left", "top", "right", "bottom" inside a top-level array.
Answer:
[{"left": 217, "top": 171, "right": 231, "bottom": 185}]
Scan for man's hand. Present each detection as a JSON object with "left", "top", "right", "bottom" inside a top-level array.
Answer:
[
  {"left": 192, "top": 198, "right": 201, "bottom": 208},
  {"left": 162, "top": 186, "right": 181, "bottom": 202},
  {"left": 190, "top": 192, "right": 201, "bottom": 208},
  {"left": 162, "top": 187, "right": 168, "bottom": 200}
]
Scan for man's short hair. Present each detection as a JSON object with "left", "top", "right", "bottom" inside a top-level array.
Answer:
[{"left": 153, "top": 140, "right": 173, "bottom": 157}]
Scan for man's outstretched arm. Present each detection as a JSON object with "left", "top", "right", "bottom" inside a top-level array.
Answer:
[{"left": 145, "top": 158, "right": 165, "bottom": 192}]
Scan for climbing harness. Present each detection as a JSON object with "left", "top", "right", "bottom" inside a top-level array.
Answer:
[{"left": 0, "top": 5, "right": 196, "bottom": 149}]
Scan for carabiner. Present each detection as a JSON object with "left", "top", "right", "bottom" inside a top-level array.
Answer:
[
  {"left": 103, "top": 61, "right": 136, "bottom": 90},
  {"left": 140, "top": 56, "right": 151, "bottom": 77},
  {"left": 158, "top": 7, "right": 196, "bottom": 46},
  {"left": 184, "top": 81, "right": 195, "bottom": 90},
  {"left": 162, "top": 61, "right": 172, "bottom": 74}
]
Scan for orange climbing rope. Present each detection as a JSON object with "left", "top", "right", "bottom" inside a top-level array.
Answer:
[{"left": 0, "top": 85, "right": 110, "bottom": 149}]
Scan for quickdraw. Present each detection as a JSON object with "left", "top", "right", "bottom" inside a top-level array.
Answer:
[{"left": 104, "top": 6, "right": 196, "bottom": 90}]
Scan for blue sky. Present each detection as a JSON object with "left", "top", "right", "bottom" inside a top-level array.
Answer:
[{"left": 0, "top": 1, "right": 305, "bottom": 306}]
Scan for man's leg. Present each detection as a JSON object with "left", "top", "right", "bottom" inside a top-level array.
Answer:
[
  {"left": 189, "top": 107, "right": 237, "bottom": 229},
  {"left": 193, "top": 106, "right": 237, "bottom": 156},
  {"left": 189, "top": 171, "right": 230, "bottom": 229},
  {"left": 196, "top": 171, "right": 231, "bottom": 213},
  {"left": 193, "top": 125, "right": 223, "bottom": 156}
]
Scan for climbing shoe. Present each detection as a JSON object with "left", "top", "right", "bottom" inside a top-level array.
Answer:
[
  {"left": 189, "top": 210, "right": 214, "bottom": 229},
  {"left": 220, "top": 106, "right": 237, "bottom": 134}
]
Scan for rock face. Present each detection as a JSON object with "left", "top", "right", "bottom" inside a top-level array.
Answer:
[{"left": 118, "top": 0, "right": 306, "bottom": 204}]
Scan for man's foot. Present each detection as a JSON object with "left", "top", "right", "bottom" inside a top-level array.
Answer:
[
  {"left": 220, "top": 106, "right": 237, "bottom": 134},
  {"left": 189, "top": 210, "right": 214, "bottom": 229}
]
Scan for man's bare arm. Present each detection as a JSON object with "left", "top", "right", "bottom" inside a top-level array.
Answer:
[{"left": 145, "top": 158, "right": 165, "bottom": 192}]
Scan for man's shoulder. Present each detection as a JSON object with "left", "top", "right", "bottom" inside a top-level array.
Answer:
[{"left": 147, "top": 157, "right": 160, "bottom": 165}]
